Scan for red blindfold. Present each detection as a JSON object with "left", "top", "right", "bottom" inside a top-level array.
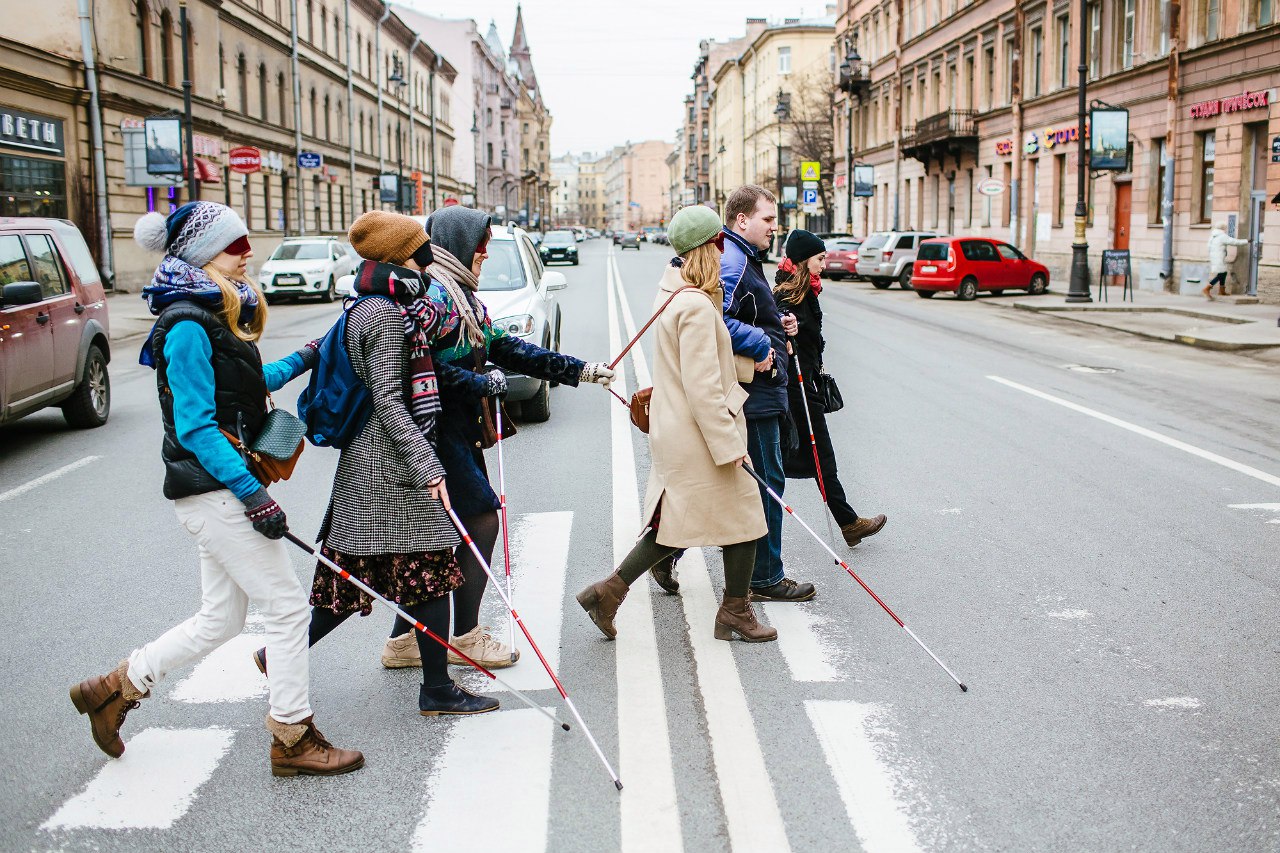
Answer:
[{"left": 223, "top": 235, "right": 252, "bottom": 257}]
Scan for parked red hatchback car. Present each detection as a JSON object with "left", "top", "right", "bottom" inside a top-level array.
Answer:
[
  {"left": 911, "top": 237, "right": 1050, "bottom": 300},
  {"left": 0, "top": 218, "right": 111, "bottom": 427},
  {"left": 822, "top": 237, "right": 861, "bottom": 281}
]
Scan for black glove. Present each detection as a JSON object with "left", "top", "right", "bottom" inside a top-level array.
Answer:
[
  {"left": 296, "top": 340, "right": 321, "bottom": 372},
  {"left": 484, "top": 368, "right": 508, "bottom": 397},
  {"left": 243, "top": 488, "right": 288, "bottom": 540}
]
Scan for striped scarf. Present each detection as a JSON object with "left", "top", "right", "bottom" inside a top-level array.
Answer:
[{"left": 350, "top": 261, "right": 442, "bottom": 439}]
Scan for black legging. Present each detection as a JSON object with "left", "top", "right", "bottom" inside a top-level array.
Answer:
[
  {"left": 311, "top": 596, "right": 451, "bottom": 688},
  {"left": 390, "top": 511, "right": 500, "bottom": 642},
  {"left": 616, "top": 529, "right": 756, "bottom": 597}
]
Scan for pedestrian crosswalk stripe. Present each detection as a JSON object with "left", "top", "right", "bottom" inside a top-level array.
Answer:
[
  {"left": 170, "top": 633, "right": 269, "bottom": 704},
  {"left": 42, "top": 727, "right": 235, "bottom": 831},
  {"left": 762, "top": 603, "right": 843, "bottom": 682},
  {"left": 806, "top": 701, "right": 924, "bottom": 853},
  {"left": 412, "top": 708, "right": 556, "bottom": 853}
]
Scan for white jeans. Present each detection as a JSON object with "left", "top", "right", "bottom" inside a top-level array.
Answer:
[{"left": 127, "top": 490, "right": 312, "bottom": 724}]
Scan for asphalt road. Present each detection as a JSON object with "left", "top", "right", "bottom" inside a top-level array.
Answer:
[{"left": 1, "top": 238, "right": 1277, "bottom": 853}]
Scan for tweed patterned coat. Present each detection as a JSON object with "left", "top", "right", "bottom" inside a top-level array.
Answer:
[{"left": 320, "top": 298, "right": 460, "bottom": 554}]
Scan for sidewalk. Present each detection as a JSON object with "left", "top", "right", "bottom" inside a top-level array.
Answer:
[
  {"left": 988, "top": 288, "right": 1280, "bottom": 351},
  {"left": 106, "top": 292, "right": 156, "bottom": 344}
]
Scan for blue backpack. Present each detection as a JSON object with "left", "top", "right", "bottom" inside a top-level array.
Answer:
[{"left": 297, "top": 295, "right": 388, "bottom": 448}]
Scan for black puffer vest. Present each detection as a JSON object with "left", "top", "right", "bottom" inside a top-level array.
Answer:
[{"left": 151, "top": 301, "right": 268, "bottom": 500}]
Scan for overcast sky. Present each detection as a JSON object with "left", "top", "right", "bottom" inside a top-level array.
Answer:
[{"left": 399, "top": 0, "right": 836, "bottom": 158}]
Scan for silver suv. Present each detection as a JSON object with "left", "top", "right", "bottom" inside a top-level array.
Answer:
[{"left": 856, "top": 230, "right": 942, "bottom": 289}]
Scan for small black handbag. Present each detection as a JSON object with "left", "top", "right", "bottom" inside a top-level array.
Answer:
[{"left": 814, "top": 372, "right": 844, "bottom": 414}]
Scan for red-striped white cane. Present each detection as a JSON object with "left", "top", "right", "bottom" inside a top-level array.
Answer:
[
  {"left": 788, "top": 337, "right": 840, "bottom": 548},
  {"left": 447, "top": 508, "right": 624, "bottom": 791},
  {"left": 494, "top": 401, "right": 517, "bottom": 663},
  {"left": 739, "top": 466, "right": 969, "bottom": 693},
  {"left": 284, "top": 532, "right": 569, "bottom": 730}
]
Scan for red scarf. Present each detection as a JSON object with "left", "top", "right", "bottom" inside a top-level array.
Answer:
[{"left": 780, "top": 257, "right": 822, "bottom": 295}]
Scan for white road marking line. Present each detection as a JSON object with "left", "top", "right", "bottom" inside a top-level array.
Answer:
[
  {"left": 0, "top": 455, "right": 101, "bottom": 503},
  {"left": 170, "top": 634, "right": 268, "bottom": 704},
  {"left": 680, "top": 549, "right": 792, "bottom": 853},
  {"left": 1228, "top": 503, "right": 1280, "bottom": 511},
  {"left": 1144, "top": 697, "right": 1202, "bottom": 710},
  {"left": 806, "top": 701, "right": 924, "bottom": 853},
  {"left": 42, "top": 727, "right": 235, "bottom": 831},
  {"left": 988, "top": 376, "right": 1280, "bottom": 489},
  {"left": 1045, "top": 609, "right": 1093, "bottom": 620},
  {"left": 488, "top": 512, "right": 573, "bottom": 693},
  {"left": 761, "top": 603, "right": 842, "bottom": 682},
  {"left": 614, "top": 251, "right": 790, "bottom": 852},
  {"left": 411, "top": 708, "right": 555, "bottom": 853},
  {"left": 607, "top": 247, "right": 684, "bottom": 853}
]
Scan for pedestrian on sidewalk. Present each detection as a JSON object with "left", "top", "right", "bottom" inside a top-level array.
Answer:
[
  {"left": 1205, "top": 223, "right": 1250, "bottom": 300},
  {"left": 275, "top": 210, "right": 499, "bottom": 718},
  {"left": 70, "top": 202, "right": 363, "bottom": 778},
  {"left": 774, "top": 229, "right": 887, "bottom": 548},
  {"left": 576, "top": 204, "right": 775, "bottom": 643},
  {"left": 376, "top": 206, "right": 615, "bottom": 672}
]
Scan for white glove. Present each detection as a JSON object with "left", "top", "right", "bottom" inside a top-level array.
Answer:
[{"left": 580, "top": 362, "right": 616, "bottom": 387}]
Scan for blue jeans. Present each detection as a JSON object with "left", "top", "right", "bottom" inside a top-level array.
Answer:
[{"left": 746, "top": 417, "right": 786, "bottom": 588}]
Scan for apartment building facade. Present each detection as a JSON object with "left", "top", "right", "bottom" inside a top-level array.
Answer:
[{"left": 834, "top": 0, "right": 1280, "bottom": 301}]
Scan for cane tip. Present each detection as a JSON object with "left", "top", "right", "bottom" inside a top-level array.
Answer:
[
  {"left": 959, "top": 683, "right": 969, "bottom": 693},
  {"left": 614, "top": 780, "right": 624, "bottom": 792},
  {"left": 561, "top": 723, "right": 571, "bottom": 731}
]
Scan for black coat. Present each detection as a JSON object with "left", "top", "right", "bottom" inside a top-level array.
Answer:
[{"left": 778, "top": 288, "right": 828, "bottom": 480}]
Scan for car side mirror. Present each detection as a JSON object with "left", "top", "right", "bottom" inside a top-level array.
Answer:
[
  {"left": 542, "top": 271, "right": 568, "bottom": 292},
  {"left": 2, "top": 281, "right": 44, "bottom": 308}
]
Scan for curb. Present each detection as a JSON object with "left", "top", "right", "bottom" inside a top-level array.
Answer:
[{"left": 1002, "top": 302, "right": 1279, "bottom": 351}]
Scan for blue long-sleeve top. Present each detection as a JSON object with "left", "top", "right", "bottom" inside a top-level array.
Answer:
[{"left": 164, "top": 320, "right": 307, "bottom": 500}]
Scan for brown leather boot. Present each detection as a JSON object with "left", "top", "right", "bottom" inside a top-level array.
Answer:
[
  {"left": 69, "top": 660, "right": 147, "bottom": 758},
  {"left": 267, "top": 715, "right": 364, "bottom": 777},
  {"left": 713, "top": 594, "right": 778, "bottom": 643},
  {"left": 576, "top": 574, "right": 630, "bottom": 639},
  {"left": 842, "top": 514, "right": 888, "bottom": 547},
  {"left": 649, "top": 554, "right": 680, "bottom": 594}
]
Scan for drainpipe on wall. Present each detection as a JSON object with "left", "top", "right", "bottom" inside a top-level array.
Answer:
[
  {"left": 407, "top": 35, "right": 421, "bottom": 214},
  {"left": 345, "top": 0, "right": 356, "bottom": 218},
  {"left": 77, "top": 0, "right": 113, "bottom": 285},
  {"left": 1161, "top": 3, "right": 1181, "bottom": 287},
  {"left": 289, "top": 0, "right": 305, "bottom": 234},
  {"left": 430, "top": 55, "right": 439, "bottom": 210},
  {"left": 375, "top": 3, "right": 391, "bottom": 185},
  {"left": 1010, "top": 4, "right": 1024, "bottom": 249},
  {"left": 892, "top": 0, "right": 903, "bottom": 231}
]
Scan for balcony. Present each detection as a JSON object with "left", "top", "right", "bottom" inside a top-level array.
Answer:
[
  {"left": 901, "top": 109, "right": 978, "bottom": 167},
  {"left": 837, "top": 60, "right": 872, "bottom": 100}
]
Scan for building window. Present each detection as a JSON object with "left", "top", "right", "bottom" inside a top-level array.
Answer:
[
  {"left": 1057, "top": 15, "right": 1070, "bottom": 88},
  {"left": 1030, "top": 27, "right": 1042, "bottom": 97},
  {"left": 136, "top": 0, "right": 151, "bottom": 78},
  {"left": 278, "top": 72, "right": 289, "bottom": 128},
  {"left": 320, "top": 6, "right": 327, "bottom": 52},
  {"left": 237, "top": 54, "right": 248, "bottom": 114},
  {"left": 309, "top": 89, "right": 317, "bottom": 137},
  {"left": 1158, "top": 0, "right": 1171, "bottom": 54},
  {"left": 263, "top": 174, "right": 271, "bottom": 231},
  {"left": 356, "top": 32, "right": 362, "bottom": 74},
  {"left": 1054, "top": 153, "right": 1067, "bottom": 227},
  {"left": 778, "top": 46, "right": 791, "bottom": 75},
  {"left": 1199, "top": 132, "right": 1215, "bottom": 222},
  {"left": 1003, "top": 37, "right": 1015, "bottom": 104},
  {"left": 358, "top": 110, "right": 365, "bottom": 152},
  {"left": 0, "top": 155, "right": 67, "bottom": 218},
  {"left": 984, "top": 45, "right": 995, "bottom": 108},
  {"left": 334, "top": 13, "right": 341, "bottom": 60},
  {"left": 324, "top": 95, "right": 331, "bottom": 139},
  {"left": 1122, "top": 0, "right": 1136, "bottom": 68},
  {"left": 257, "top": 64, "right": 268, "bottom": 121},
  {"left": 306, "top": 0, "right": 314, "bottom": 42},
  {"left": 487, "top": 142, "right": 494, "bottom": 165},
  {"left": 1152, "top": 138, "right": 1168, "bottom": 223},
  {"left": 159, "top": 10, "right": 174, "bottom": 86},
  {"left": 1087, "top": 2, "right": 1101, "bottom": 79},
  {"left": 1261, "top": 0, "right": 1275, "bottom": 25}
]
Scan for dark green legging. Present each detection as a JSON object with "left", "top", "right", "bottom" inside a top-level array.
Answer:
[{"left": 616, "top": 530, "right": 757, "bottom": 598}]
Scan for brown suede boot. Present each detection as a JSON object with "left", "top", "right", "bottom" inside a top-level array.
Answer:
[
  {"left": 713, "top": 594, "right": 778, "bottom": 643},
  {"left": 70, "top": 660, "right": 148, "bottom": 758},
  {"left": 576, "top": 574, "right": 630, "bottom": 639},
  {"left": 267, "top": 715, "right": 364, "bottom": 777}
]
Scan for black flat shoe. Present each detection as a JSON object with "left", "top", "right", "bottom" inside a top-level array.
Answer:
[
  {"left": 749, "top": 577, "right": 817, "bottom": 602},
  {"left": 252, "top": 647, "right": 267, "bottom": 676},
  {"left": 418, "top": 682, "right": 500, "bottom": 716}
]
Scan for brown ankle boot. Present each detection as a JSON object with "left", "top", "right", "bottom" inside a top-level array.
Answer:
[
  {"left": 650, "top": 554, "right": 680, "bottom": 594},
  {"left": 267, "top": 715, "right": 364, "bottom": 777},
  {"left": 70, "top": 660, "right": 147, "bottom": 758},
  {"left": 714, "top": 594, "right": 778, "bottom": 643},
  {"left": 576, "top": 574, "right": 630, "bottom": 639}
]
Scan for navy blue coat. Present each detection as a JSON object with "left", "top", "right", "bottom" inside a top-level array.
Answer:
[{"left": 720, "top": 228, "right": 789, "bottom": 420}]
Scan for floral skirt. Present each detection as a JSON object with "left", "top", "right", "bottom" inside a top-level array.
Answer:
[{"left": 309, "top": 546, "right": 464, "bottom": 617}]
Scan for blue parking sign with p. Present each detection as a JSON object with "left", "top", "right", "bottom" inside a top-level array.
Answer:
[{"left": 802, "top": 188, "right": 818, "bottom": 205}]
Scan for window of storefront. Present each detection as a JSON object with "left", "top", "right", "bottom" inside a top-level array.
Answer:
[
  {"left": 1054, "top": 154, "right": 1067, "bottom": 227},
  {"left": 1152, "top": 138, "right": 1169, "bottom": 223},
  {"left": 0, "top": 155, "right": 67, "bottom": 219},
  {"left": 1198, "top": 132, "right": 1215, "bottom": 222},
  {"left": 263, "top": 174, "right": 271, "bottom": 229}
]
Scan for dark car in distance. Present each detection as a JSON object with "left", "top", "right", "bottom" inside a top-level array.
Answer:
[
  {"left": 539, "top": 230, "right": 579, "bottom": 265},
  {"left": 619, "top": 232, "right": 641, "bottom": 250},
  {"left": 822, "top": 237, "right": 861, "bottom": 281},
  {"left": 910, "top": 237, "right": 1051, "bottom": 300}
]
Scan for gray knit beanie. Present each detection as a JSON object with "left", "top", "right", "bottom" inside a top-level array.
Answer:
[{"left": 133, "top": 201, "right": 250, "bottom": 268}]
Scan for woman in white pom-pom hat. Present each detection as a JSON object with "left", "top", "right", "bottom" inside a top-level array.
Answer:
[{"left": 68, "top": 201, "right": 364, "bottom": 778}]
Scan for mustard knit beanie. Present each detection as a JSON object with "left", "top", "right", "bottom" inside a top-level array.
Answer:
[{"left": 348, "top": 211, "right": 430, "bottom": 265}]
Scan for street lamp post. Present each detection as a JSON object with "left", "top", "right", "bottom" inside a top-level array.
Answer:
[
  {"left": 1066, "top": 0, "right": 1093, "bottom": 302},
  {"left": 388, "top": 55, "right": 407, "bottom": 214},
  {"left": 717, "top": 141, "right": 726, "bottom": 217},
  {"left": 775, "top": 89, "right": 790, "bottom": 255},
  {"left": 838, "top": 37, "right": 867, "bottom": 236},
  {"left": 178, "top": 0, "right": 196, "bottom": 201}
]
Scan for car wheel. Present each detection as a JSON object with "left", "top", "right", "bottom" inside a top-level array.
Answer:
[
  {"left": 572, "top": 258, "right": 579, "bottom": 265},
  {"left": 522, "top": 378, "right": 551, "bottom": 422},
  {"left": 265, "top": 294, "right": 277, "bottom": 305},
  {"left": 62, "top": 345, "right": 110, "bottom": 428},
  {"left": 899, "top": 269, "right": 914, "bottom": 289},
  {"left": 916, "top": 289, "right": 936, "bottom": 298},
  {"left": 871, "top": 279, "right": 892, "bottom": 290},
  {"left": 320, "top": 277, "right": 336, "bottom": 303},
  {"left": 957, "top": 277, "right": 978, "bottom": 301},
  {"left": 1028, "top": 273, "right": 1048, "bottom": 295}
]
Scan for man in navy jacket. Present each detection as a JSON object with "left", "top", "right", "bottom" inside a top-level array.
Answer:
[{"left": 717, "top": 185, "right": 816, "bottom": 602}]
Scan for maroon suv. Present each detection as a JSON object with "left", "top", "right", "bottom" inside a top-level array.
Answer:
[{"left": 0, "top": 218, "right": 111, "bottom": 427}]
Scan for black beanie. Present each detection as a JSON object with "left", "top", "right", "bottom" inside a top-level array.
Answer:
[
  {"left": 411, "top": 240, "right": 434, "bottom": 268},
  {"left": 784, "top": 229, "right": 825, "bottom": 264}
]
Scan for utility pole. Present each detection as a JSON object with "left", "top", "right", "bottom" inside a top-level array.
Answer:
[
  {"left": 289, "top": 0, "right": 305, "bottom": 234},
  {"left": 1065, "top": 0, "right": 1092, "bottom": 302},
  {"left": 179, "top": 0, "right": 196, "bottom": 201}
]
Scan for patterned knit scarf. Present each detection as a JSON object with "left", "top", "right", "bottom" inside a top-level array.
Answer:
[
  {"left": 425, "top": 245, "right": 487, "bottom": 348},
  {"left": 138, "top": 256, "right": 259, "bottom": 367},
  {"left": 350, "top": 261, "right": 442, "bottom": 439}
]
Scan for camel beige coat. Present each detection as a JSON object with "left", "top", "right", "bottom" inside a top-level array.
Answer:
[{"left": 641, "top": 265, "right": 767, "bottom": 549}]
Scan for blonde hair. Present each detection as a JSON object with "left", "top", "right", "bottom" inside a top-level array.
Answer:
[
  {"left": 773, "top": 265, "right": 810, "bottom": 308},
  {"left": 202, "top": 263, "right": 268, "bottom": 342},
  {"left": 679, "top": 242, "right": 724, "bottom": 295}
]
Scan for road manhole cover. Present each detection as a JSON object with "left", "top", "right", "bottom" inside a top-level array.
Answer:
[{"left": 1062, "top": 364, "right": 1122, "bottom": 374}]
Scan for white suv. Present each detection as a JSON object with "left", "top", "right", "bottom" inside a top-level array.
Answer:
[
  {"left": 258, "top": 237, "right": 356, "bottom": 303},
  {"left": 856, "top": 230, "right": 943, "bottom": 289}
]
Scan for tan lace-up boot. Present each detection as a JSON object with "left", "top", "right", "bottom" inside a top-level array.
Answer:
[
  {"left": 713, "top": 594, "right": 779, "bottom": 642},
  {"left": 70, "top": 660, "right": 148, "bottom": 758},
  {"left": 267, "top": 715, "right": 364, "bottom": 777},
  {"left": 380, "top": 633, "right": 422, "bottom": 668},
  {"left": 448, "top": 625, "right": 519, "bottom": 669}
]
